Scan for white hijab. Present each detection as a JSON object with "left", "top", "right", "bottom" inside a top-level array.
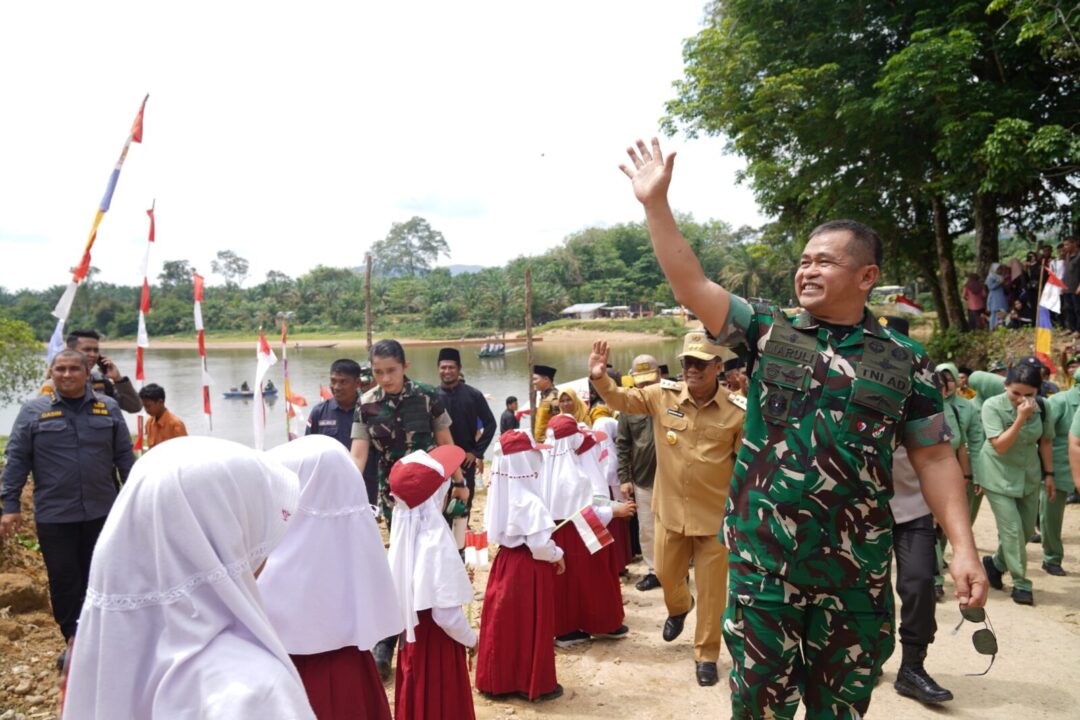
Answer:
[
  {"left": 387, "top": 454, "right": 474, "bottom": 643},
  {"left": 485, "top": 444, "right": 554, "bottom": 545},
  {"left": 259, "top": 435, "right": 403, "bottom": 654},
  {"left": 542, "top": 427, "right": 594, "bottom": 520},
  {"left": 592, "top": 415, "right": 621, "bottom": 491},
  {"left": 62, "top": 437, "right": 314, "bottom": 720}
]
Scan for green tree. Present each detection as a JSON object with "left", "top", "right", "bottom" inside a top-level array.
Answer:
[
  {"left": 0, "top": 318, "right": 43, "bottom": 405},
  {"left": 370, "top": 217, "right": 450, "bottom": 277},
  {"left": 158, "top": 259, "right": 195, "bottom": 292},
  {"left": 211, "top": 250, "right": 250, "bottom": 288}
]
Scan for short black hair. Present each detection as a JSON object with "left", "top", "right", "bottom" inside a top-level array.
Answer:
[
  {"left": 51, "top": 349, "right": 88, "bottom": 367},
  {"left": 1005, "top": 358, "right": 1043, "bottom": 388},
  {"left": 506, "top": 395, "right": 518, "bottom": 406},
  {"left": 809, "top": 219, "right": 883, "bottom": 267},
  {"left": 66, "top": 329, "right": 101, "bottom": 348},
  {"left": 330, "top": 359, "right": 362, "bottom": 378},
  {"left": 371, "top": 339, "right": 406, "bottom": 365},
  {"left": 139, "top": 383, "right": 166, "bottom": 402},
  {"left": 957, "top": 366, "right": 972, "bottom": 376}
]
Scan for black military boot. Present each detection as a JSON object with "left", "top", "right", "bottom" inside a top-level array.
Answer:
[{"left": 894, "top": 644, "right": 953, "bottom": 705}]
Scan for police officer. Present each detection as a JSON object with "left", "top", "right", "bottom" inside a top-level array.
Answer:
[
  {"left": 307, "top": 358, "right": 380, "bottom": 505},
  {"left": 590, "top": 333, "right": 745, "bottom": 687},
  {"left": 1, "top": 349, "right": 135, "bottom": 643},
  {"left": 42, "top": 330, "right": 141, "bottom": 413},
  {"left": 531, "top": 364, "right": 559, "bottom": 441},
  {"left": 620, "top": 137, "right": 986, "bottom": 719}
]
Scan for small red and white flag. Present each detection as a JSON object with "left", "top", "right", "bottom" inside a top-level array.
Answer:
[
  {"left": 894, "top": 295, "right": 924, "bottom": 316},
  {"left": 253, "top": 330, "right": 278, "bottom": 450},
  {"left": 319, "top": 385, "right": 333, "bottom": 401},
  {"left": 1040, "top": 268, "right": 1066, "bottom": 314},
  {"left": 571, "top": 506, "right": 614, "bottom": 554}
]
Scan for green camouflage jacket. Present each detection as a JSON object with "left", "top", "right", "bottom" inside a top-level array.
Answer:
[
  {"left": 710, "top": 297, "right": 949, "bottom": 607},
  {"left": 351, "top": 377, "right": 451, "bottom": 514}
]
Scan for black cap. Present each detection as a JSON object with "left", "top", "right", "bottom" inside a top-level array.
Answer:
[
  {"left": 658, "top": 364, "right": 670, "bottom": 375},
  {"left": 437, "top": 347, "right": 461, "bottom": 365},
  {"left": 533, "top": 364, "right": 556, "bottom": 380}
]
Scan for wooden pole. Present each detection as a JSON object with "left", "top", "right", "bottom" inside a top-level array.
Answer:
[
  {"left": 365, "top": 253, "right": 373, "bottom": 355},
  {"left": 525, "top": 266, "right": 535, "bottom": 427}
]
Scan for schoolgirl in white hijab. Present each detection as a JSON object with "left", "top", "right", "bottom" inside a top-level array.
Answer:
[
  {"left": 387, "top": 446, "right": 476, "bottom": 720},
  {"left": 259, "top": 435, "right": 403, "bottom": 720},
  {"left": 62, "top": 437, "right": 314, "bottom": 720},
  {"left": 476, "top": 430, "right": 566, "bottom": 701}
]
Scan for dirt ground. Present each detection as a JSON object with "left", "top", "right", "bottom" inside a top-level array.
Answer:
[{"left": 3, "top": 482, "right": 1079, "bottom": 719}]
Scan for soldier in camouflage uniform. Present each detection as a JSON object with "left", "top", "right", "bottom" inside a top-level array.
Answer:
[
  {"left": 620, "top": 138, "right": 987, "bottom": 719},
  {"left": 350, "top": 339, "right": 464, "bottom": 522}
]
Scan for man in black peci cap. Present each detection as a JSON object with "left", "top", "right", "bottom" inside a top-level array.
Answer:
[
  {"left": 532, "top": 364, "right": 559, "bottom": 441},
  {"left": 437, "top": 348, "right": 497, "bottom": 536}
]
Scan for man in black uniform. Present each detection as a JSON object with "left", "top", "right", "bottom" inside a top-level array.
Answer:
[
  {"left": 500, "top": 396, "right": 520, "bottom": 433},
  {"left": 307, "top": 358, "right": 379, "bottom": 505},
  {"left": 41, "top": 330, "right": 141, "bottom": 413},
  {"left": 2, "top": 349, "right": 135, "bottom": 643},
  {"left": 436, "top": 348, "right": 497, "bottom": 527}
]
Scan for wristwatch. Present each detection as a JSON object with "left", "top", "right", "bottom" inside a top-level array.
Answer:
[
  {"left": 452, "top": 480, "right": 466, "bottom": 488},
  {"left": 1042, "top": 472, "right": 1054, "bottom": 479}
]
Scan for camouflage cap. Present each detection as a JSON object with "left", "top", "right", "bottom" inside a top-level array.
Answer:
[
  {"left": 987, "top": 359, "right": 1007, "bottom": 373},
  {"left": 678, "top": 331, "right": 731, "bottom": 361},
  {"left": 358, "top": 361, "right": 374, "bottom": 383}
]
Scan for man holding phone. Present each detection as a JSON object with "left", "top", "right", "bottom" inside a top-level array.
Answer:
[{"left": 42, "top": 330, "right": 141, "bottom": 413}]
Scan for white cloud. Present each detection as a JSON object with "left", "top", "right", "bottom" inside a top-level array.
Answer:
[{"left": 0, "top": 0, "right": 764, "bottom": 292}]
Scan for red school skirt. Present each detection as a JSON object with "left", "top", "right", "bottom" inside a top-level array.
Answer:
[
  {"left": 551, "top": 523, "right": 624, "bottom": 637},
  {"left": 394, "top": 610, "right": 475, "bottom": 720},
  {"left": 290, "top": 646, "right": 391, "bottom": 720},
  {"left": 475, "top": 544, "right": 557, "bottom": 699}
]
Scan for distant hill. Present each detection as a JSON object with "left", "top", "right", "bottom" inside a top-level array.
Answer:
[{"left": 442, "top": 264, "right": 487, "bottom": 276}]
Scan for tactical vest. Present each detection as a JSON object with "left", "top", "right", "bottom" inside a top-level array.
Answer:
[{"left": 757, "top": 309, "right": 915, "bottom": 447}]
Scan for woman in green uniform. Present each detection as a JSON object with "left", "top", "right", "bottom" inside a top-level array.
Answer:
[
  {"left": 1042, "top": 366, "right": 1080, "bottom": 576},
  {"left": 977, "top": 360, "right": 1054, "bottom": 605}
]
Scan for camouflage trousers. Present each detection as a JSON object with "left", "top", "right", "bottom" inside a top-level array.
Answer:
[{"left": 723, "top": 559, "right": 895, "bottom": 720}]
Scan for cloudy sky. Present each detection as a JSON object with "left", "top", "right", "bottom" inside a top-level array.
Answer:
[{"left": 0, "top": 0, "right": 764, "bottom": 292}]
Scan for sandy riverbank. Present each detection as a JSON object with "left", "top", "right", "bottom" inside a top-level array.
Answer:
[{"left": 99, "top": 327, "right": 682, "bottom": 352}]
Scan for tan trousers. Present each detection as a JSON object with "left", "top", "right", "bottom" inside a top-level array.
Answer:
[
  {"left": 654, "top": 521, "right": 728, "bottom": 662},
  {"left": 635, "top": 484, "right": 655, "bottom": 573}
]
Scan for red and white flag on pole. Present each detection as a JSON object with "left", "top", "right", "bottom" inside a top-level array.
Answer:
[
  {"left": 570, "top": 506, "right": 614, "bottom": 554},
  {"left": 253, "top": 330, "right": 278, "bottom": 450},
  {"left": 894, "top": 295, "right": 924, "bottom": 316},
  {"left": 1040, "top": 267, "right": 1066, "bottom": 314},
  {"left": 134, "top": 202, "right": 155, "bottom": 453},
  {"left": 193, "top": 273, "right": 213, "bottom": 429}
]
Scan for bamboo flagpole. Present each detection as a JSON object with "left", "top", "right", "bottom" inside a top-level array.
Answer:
[
  {"left": 525, "top": 266, "right": 535, "bottom": 427},
  {"left": 193, "top": 272, "right": 213, "bottom": 430},
  {"left": 47, "top": 95, "right": 150, "bottom": 362},
  {"left": 134, "top": 201, "right": 155, "bottom": 453},
  {"left": 365, "top": 253, "right": 373, "bottom": 355}
]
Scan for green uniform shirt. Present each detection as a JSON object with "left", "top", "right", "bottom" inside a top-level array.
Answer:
[
  {"left": 711, "top": 296, "right": 949, "bottom": 605},
  {"left": 1047, "top": 386, "right": 1080, "bottom": 490},
  {"left": 976, "top": 392, "right": 1053, "bottom": 497},
  {"left": 351, "top": 377, "right": 451, "bottom": 513},
  {"left": 937, "top": 363, "right": 985, "bottom": 464}
]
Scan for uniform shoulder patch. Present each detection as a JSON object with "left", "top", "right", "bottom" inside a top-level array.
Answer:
[
  {"left": 727, "top": 393, "right": 748, "bottom": 411},
  {"left": 660, "top": 379, "right": 683, "bottom": 391}
]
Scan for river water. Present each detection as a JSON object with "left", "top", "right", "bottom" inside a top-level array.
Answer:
[{"left": 1, "top": 339, "right": 680, "bottom": 449}]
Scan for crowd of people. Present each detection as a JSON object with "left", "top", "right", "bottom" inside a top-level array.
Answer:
[
  {"left": 963, "top": 236, "right": 1080, "bottom": 330},
  {"left": 1, "top": 137, "right": 1078, "bottom": 719}
]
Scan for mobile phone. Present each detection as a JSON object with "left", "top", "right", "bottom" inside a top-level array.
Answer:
[{"left": 97, "top": 357, "right": 108, "bottom": 372}]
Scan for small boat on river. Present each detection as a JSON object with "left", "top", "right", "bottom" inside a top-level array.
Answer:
[{"left": 223, "top": 381, "right": 278, "bottom": 399}]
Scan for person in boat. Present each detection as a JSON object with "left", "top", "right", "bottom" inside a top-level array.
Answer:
[{"left": 241, "top": 381, "right": 251, "bottom": 392}]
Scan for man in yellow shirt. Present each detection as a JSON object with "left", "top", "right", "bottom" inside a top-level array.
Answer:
[
  {"left": 139, "top": 384, "right": 188, "bottom": 450},
  {"left": 588, "top": 332, "right": 745, "bottom": 687}
]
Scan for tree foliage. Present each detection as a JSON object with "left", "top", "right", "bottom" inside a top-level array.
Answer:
[
  {"left": 664, "top": 0, "right": 1079, "bottom": 330},
  {"left": 370, "top": 216, "right": 451, "bottom": 277},
  {"left": 210, "top": 250, "right": 250, "bottom": 288},
  {"left": 0, "top": 317, "right": 44, "bottom": 405}
]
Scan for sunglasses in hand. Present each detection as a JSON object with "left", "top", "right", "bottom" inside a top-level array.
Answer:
[{"left": 952, "top": 606, "right": 997, "bottom": 676}]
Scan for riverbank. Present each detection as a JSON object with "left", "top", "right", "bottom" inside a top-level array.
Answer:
[{"left": 100, "top": 323, "right": 687, "bottom": 351}]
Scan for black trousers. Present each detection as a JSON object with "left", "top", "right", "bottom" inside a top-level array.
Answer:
[
  {"left": 894, "top": 514, "right": 938, "bottom": 649},
  {"left": 1063, "top": 293, "right": 1079, "bottom": 332},
  {"left": 36, "top": 516, "right": 108, "bottom": 640}
]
